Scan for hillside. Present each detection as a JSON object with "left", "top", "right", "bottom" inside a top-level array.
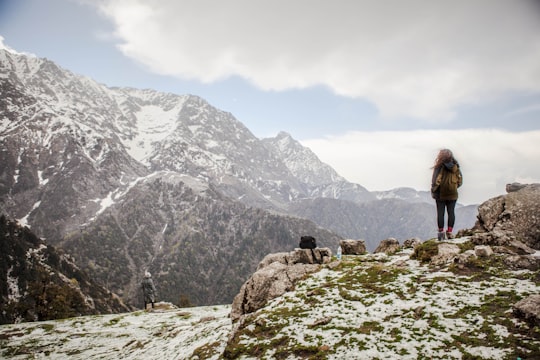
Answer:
[
  {"left": 0, "top": 215, "right": 129, "bottom": 324},
  {"left": 1, "top": 236, "right": 538, "bottom": 359}
]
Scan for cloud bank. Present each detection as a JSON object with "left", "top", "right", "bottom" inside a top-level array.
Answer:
[
  {"left": 93, "top": 0, "right": 540, "bottom": 122},
  {"left": 302, "top": 129, "right": 540, "bottom": 205}
]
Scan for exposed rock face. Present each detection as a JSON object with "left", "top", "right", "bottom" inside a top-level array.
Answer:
[
  {"left": 230, "top": 248, "right": 331, "bottom": 322},
  {"left": 339, "top": 239, "right": 366, "bottom": 255},
  {"left": 513, "top": 295, "right": 540, "bottom": 326},
  {"left": 454, "top": 250, "right": 477, "bottom": 264},
  {"left": 472, "top": 183, "right": 540, "bottom": 250},
  {"left": 374, "top": 238, "right": 400, "bottom": 254},
  {"left": 503, "top": 255, "right": 540, "bottom": 271}
]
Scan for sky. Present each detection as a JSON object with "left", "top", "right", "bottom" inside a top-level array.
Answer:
[{"left": 1, "top": 0, "right": 540, "bottom": 205}]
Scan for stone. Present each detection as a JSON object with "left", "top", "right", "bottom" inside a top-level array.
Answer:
[
  {"left": 513, "top": 295, "right": 540, "bottom": 326},
  {"left": 403, "top": 237, "right": 422, "bottom": 249},
  {"left": 506, "top": 182, "right": 527, "bottom": 193},
  {"left": 503, "top": 255, "right": 540, "bottom": 271},
  {"left": 473, "top": 183, "right": 540, "bottom": 250},
  {"left": 374, "top": 238, "right": 400, "bottom": 254},
  {"left": 508, "top": 239, "right": 536, "bottom": 255},
  {"left": 431, "top": 243, "right": 461, "bottom": 266},
  {"left": 454, "top": 250, "right": 477, "bottom": 264},
  {"left": 474, "top": 245, "right": 493, "bottom": 257},
  {"left": 339, "top": 239, "right": 366, "bottom": 255},
  {"left": 230, "top": 248, "right": 331, "bottom": 322}
]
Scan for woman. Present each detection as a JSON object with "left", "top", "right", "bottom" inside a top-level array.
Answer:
[
  {"left": 431, "top": 149, "right": 463, "bottom": 241},
  {"left": 142, "top": 271, "right": 157, "bottom": 309}
]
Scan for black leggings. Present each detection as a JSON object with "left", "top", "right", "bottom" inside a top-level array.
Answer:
[{"left": 436, "top": 200, "right": 456, "bottom": 230}]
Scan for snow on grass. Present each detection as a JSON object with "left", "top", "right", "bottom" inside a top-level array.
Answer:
[
  {"left": 225, "top": 248, "right": 540, "bottom": 359},
  {"left": 0, "top": 303, "right": 231, "bottom": 360},
  {"left": 1, "top": 243, "right": 539, "bottom": 360}
]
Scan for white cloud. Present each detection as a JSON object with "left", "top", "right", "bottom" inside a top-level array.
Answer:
[
  {"left": 94, "top": 0, "right": 540, "bottom": 122},
  {"left": 301, "top": 129, "right": 540, "bottom": 205}
]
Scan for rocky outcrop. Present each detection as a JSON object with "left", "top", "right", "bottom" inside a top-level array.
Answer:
[
  {"left": 230, "top": 248, "right": 332, "bottom": 322},
  {"left": 339, "top": 239, "right": 366, "bottom": 255},
  {"left": 513, "top": 295, "right": 540, "bottom": 326},
  {"left": 403, "top": 237, "right": 422, "bottom": 249},
  {"left": 374, "top": 238, "right": 400, "bottom": 254},
  {"left": 472, "top": 183, "right": 540, "bottom": 250}
]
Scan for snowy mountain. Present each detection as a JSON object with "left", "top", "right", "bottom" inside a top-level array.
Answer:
[{"left": 0, "top": 46, "right": 476, "bottom": 310}]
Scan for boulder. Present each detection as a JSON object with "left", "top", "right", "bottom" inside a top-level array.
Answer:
[
  {"left": 339, "top": 239, "right": 366, "bottom": 255},
  {"left": 374, "top": 238, "right": 400, "bottom": 254},
  {"left": 474, "top": 245, "right": 493, "bottom": 257},
  {"left": 230, "top": 248, "right": 331, "bottom": 322},
  {"left": 513, "top": 295, "right": 540, "bottom": 326},
  {"left": 431, "top": 243, "right": 461, "bottom": 266},
  {"left": 503, "top": 255, "right": 540, "bottom": 271},
  {"left": 506, "top": 182, "right": 527, "bottom": 193},
  {"left": 403, "top": 237, "right": 422, "bottom": 249},
  {"left": 473, "top": 183, "right": 540, "bottom": 250},
  {"left": 454, "top": 250, "right": 477, "bottom": 264}
]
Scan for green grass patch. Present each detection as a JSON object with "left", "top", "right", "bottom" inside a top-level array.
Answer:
[{"left": 411, "top": 240, "right": 440, "bottom": 263}]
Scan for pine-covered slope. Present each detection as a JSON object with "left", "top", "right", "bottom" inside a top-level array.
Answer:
[
  {"left": 58, "top": 172, "right": 342, "bottom": 307},
  {"left": 0, "top": 215, "right": 129, "bottom": 324}
]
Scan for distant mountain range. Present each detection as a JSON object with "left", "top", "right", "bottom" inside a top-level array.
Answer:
[{"left": 0, "top": 47, "right": 477, "bottom": 309}]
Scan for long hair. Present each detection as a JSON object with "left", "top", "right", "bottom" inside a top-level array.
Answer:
[{"left": 432, "top": 149, "right": 454, "bottom": 169}]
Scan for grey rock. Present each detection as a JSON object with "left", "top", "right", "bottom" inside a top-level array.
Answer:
[
  {"left": 506, "top": 182, "right": 527, "bottom": 193},
  {"left": 339, "top": 239, "right": 367, "bottom": 255},
  {"left": 374, "top": 238, "right": 400, "bottom": 254},
  {"left": 454, "top": 250, "right": 477, "bottom": 264},
  {"left": 431, "top": 243, "right": 461, "bottom": 266},
  {"left": 230, "top": 248, "right": 330, "bottom": 322},
  {"left": 473, "top": 183, "right": 540, "bottom": 250},
  {"left": 513, "top": 295, "right": 540, "bottom": 326},
  {"left": 403, "top": 237, "right": 422, "bottom": 249},
  {"left": 474, "top": 245, "right": 493, "bottom": 257},
  {"left": 503, "top": 255, "right": 540, "bottom": 271}
]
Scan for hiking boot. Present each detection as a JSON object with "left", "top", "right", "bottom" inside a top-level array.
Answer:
[
  {"left": 446, "top": 232, "right": 454, "bottom": 239},
  {"left": 437, "top": 231, "right": 447, "bottom": 241}
]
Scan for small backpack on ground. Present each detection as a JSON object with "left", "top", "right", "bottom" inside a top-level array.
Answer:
[{"left": 299, "top": 236, "right": 317, "bottom": 249}]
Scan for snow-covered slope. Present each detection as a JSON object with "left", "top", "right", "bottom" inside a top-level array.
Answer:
[
  {"left": 0, "top": 303, "right": 231, "bottom": 359},
  {"left": 1, "top": 239, "right": 538, "bottom": 359}
]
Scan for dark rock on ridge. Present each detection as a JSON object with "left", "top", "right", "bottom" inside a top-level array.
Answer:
[{"left": 471, "top": 183, "right": 540, "bottom": 250}]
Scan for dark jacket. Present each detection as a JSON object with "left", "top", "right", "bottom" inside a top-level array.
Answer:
[
  {"left": 142, "top": 276, "right": 157, "bottom": 303},
  {"left": 431, "top": 160, "right": 463, "bottom": 201}
]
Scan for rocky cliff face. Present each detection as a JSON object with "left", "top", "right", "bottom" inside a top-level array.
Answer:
[
  {"left": 470, "top": 183, "right": 540, "bottom": 250},
  {"left": 0, "top": 47, "right": 476, "bottom": 310}
]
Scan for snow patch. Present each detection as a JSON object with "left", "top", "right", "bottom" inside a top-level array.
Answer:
[{"left": 6, "top": 266, "right": 21, "bottom": 302}]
